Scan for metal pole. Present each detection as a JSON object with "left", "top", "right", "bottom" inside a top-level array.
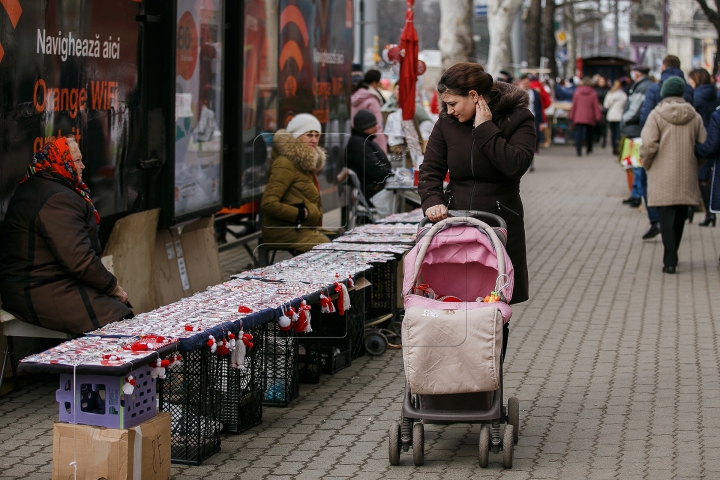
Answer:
[{"left": 360, "top": 0, "right": 365, "bottom": 70}]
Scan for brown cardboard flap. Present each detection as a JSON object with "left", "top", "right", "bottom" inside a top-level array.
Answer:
[
  {"left": 328, "top": 277, "right": 371, "bottom": 300},
  {"left": 52, "top": 412, "right": 171, "bottom": 480}
]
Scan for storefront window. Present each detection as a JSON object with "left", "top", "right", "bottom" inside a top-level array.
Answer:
[{"left": 174, "top": 0, "right": 224, "bottom": 217}]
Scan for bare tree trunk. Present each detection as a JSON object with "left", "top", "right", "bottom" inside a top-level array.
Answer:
[
  {"left": 543, "top": 0, "right": 558, "bottom": 78},
  {"left": 439, "top": 0, "right": 475, "bottom": 70},
  {"left": 694, "top": 0, "right": 720, "bottom": 75},
  {"left": 564, "top": 1, "right": 576, "bottom": 79},
  {"left": 525, "top": 0, "right": 542, "bottom": 68},
  {"left": 486, "top": 0, "right": 524, "bottom": 76}
]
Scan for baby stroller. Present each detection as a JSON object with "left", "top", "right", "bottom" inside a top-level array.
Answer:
[{"left": 389, "top": 211, "right": 519, "bottom": 468}]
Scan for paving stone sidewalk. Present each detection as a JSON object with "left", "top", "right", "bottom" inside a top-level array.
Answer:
[{"left": 3, "top": 145, "right": 720, "bottom": 479}]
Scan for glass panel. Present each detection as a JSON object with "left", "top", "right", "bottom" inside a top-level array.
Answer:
[{"left": 174, "top": 0, "right": 224, "bottom": 217}]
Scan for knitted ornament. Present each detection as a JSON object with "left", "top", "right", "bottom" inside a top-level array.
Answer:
[
  {"left": 238, "top": 305, "right": 253, "bottom": 314},
  {"left": 123, "top": 376, "right": 136, "bottom": 395},
  {"left": 334, "top": 282, "right": 351, "bottom": 315},
  {"left": 150, "top": 359, "right": 170, "bottom": 379},
  {"left": 320, "top": 293, "right": 335, "bottom": 313},
  {"left": 216, "top": 337, "right": 230, "bottom": 356},
  {"left": 347, "top": 275, "right": 355, "bottom": 288},
  {"left": 184, "top": 325, "right": 202, "bottom": 332},
  {"left": 228, "top": 333, "right": 236, "bottom": 349},
  {"left": 167, "top": 353, "right": 182, "bottom": 369},
  {"left": 207, "top": 335, "right": 217, "bottom": 353},
  {"left": 293, "top": 300, "right": 312, "bottom": 333},
  {"left": 278, "top": 312, "right": 292, "bottom": 330},
  {"left": 230, "top": 330, "right": 254, "bottom": 369}
]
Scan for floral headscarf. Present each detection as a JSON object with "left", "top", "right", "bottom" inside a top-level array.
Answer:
[{"left": 21, "top": 137, "right": 100, "bottom": 224}]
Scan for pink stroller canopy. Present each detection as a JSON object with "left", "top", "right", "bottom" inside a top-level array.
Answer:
[{"left": 403, "top": 223, "right": 514, "bottom": 303}]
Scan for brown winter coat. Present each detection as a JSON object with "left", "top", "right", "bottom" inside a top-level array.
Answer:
[
  {"left": 261, "top": 130, "right": 331, "bottom": 252},
  {"left": 640, "top": 97, "right": 707, "bottom": 207},
  {"left": 419, "top": 82, "right": 536, "bottom": 304},
  {"left": 0, "top": 171, "right": 131, "bottom": 334}
]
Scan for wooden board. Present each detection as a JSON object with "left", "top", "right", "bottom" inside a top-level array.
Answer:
[{"left": 103, "top": 209, "right": 160, "bottom": 315}]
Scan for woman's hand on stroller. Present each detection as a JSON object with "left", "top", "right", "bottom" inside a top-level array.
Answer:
[{"left": 425, "top": 204, "right": 448, "bottom": 223}]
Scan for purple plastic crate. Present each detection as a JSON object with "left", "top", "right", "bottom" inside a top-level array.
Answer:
[{"left": 56, "top": 364, "right": 157, "bottom": 429}]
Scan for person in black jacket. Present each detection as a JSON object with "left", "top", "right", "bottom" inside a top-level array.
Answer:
[
  {"left": 345, "top": 109, "right": 394, "bottom": 217},
  {"left": 689, "top": 68, "right": 719, "bottom": 226}
]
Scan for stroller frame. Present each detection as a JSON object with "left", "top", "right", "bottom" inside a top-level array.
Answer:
[{"left": 389, "top": 211, "right": 519, "bottom": 468}]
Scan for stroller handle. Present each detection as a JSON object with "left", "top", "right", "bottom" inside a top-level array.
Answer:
[
  {"left": 410, "top": 216, "right": 510, "bottom": 300},
  {"left": 418, "top": 210, "right": 507, "bottom": 230}
]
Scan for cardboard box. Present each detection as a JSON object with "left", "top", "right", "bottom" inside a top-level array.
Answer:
[
  {"left": 52, "top": 411, "right": 171, "bottom": 480},
  {"left": 153, "top": 216, "right": 223, "bottom": 308}
]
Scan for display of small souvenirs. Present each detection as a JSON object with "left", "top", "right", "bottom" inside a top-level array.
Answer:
[
  {"left": 348, "top": 223, "right": 418, "bottom": 235},
  {"left": 90, "top": 279, "right": 327, "bottom": 339},
  {"left": 20, "top": 336, "right": 173, "bottom": 367},
  {"left": 333, "top": 232, "right": 416, "bottom": 244},
  {"left": 377, "top": 208, "right": 424, "bottom": 224},
  {"left": 312, "top": 242, "right": 410, "bottom": 255}
]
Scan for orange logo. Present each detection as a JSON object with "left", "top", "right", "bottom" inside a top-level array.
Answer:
[
  {"left": 176, "top": 11, "right": 198, "bottom": 80},
  {"left": 0, "top": 0, "right": 23, "bottom": 63}
]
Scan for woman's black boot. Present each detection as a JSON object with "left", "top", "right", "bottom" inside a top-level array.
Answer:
[{"left": 699, "top": 183, "right": 716, "bottom": 227}]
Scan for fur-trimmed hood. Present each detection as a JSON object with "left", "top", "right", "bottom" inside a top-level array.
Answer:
[
  {"left": 271, "top": 129, "right": 326, "bottom": 173},
  {"left": 488, "top": 82, "right": 530, "bottom": 120}
]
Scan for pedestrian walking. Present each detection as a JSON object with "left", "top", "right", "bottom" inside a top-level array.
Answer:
[
  {"left": 568, "top": 77, "right": 602, "bottom": 156},
  {"left": 640, "top": 77, "right": 707, "bottom": 273},
  {"left": 620, "top": 66, "right": 653, "bottom": 208},
  {"left": 351, "top": 69, "right": 388, "bottom": 153},
  {"left": 519, "top": 74, "right": 544, "bottom": 171},
  {"left": 593, "top": 75, "right": 610, "bottom": 149},
  {"left": 419, "top": 62, "right": 535, "bottom": 304},
  {"left": 689, "top": 68, "right": 719, "bottom": 226},
  {"left": 604, "top": 79, "right": 628, "bottom": 155},
  {"left": 635, "top": 56, "right": 695, "bottom": 239}
]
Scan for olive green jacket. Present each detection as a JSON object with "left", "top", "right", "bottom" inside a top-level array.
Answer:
[{"left": 260, "top": 130, "right": 330, "bottom": 251}]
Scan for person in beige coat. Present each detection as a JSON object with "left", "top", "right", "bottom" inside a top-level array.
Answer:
[{"left": 640, "top": 77, "right": 707, "bottom": 273}]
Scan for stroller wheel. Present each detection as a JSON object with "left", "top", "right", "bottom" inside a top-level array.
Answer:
[
  {"left": 412, "top": 422, "right": 424, "bottom": 466},
  {"left": 365, "top": 332, "right": 389, "bottom": 356},
  {"left": 389, "top": 421, "right": 401, "bottom": 465},
  {"left": 507, "top": 397, "right": 520, "bottom": 444},
  {"left": 502, "top": 425, "right": 514, "bottom": 469},
  {"left": 479, "top": 424, "right": 490, "bottom": 468}
]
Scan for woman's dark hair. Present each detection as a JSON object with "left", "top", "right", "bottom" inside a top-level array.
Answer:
[
  {"left": 437, "top": 63, "right": 494, "bottom": 98},
  {"left": 363, "top": 69, "right": 382, "bottom": 85},
  {"left": 689, "top": 68, "right": 713, "bottom": 86}
]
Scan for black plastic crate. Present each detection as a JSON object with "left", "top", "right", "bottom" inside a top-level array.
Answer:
[
  {"left": 366, "top": 259, "right": 398, "bottom": 321},
  {"left": 262, "top": 321, "right": 299, "bottom": 407},
  {"left": 347, "top": 288, "right": 366, "bottom": 360},
  {"left": 158, "top": 346, "right": 222, "bottom": 465},
  {"left": 319, "top": 345, "right": 352, "bottom": 374},
  {"left": 298, "top": 341, "right": 321, "bottom": 384},
  {"left": 219, "top": 323, "right": 267, "bottom": 434}
]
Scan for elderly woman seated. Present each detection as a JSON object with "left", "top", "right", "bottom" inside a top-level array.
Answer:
[{"left": 0, "top": 136, "right": 132, "bottom": 334}]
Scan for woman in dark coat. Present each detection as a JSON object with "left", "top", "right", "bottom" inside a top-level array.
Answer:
[
  {"left": 345, "top": 109, "right": 393, "bottom": 204},
  {"left": 0, "top": 137, "right": 132, "bottom": 334},
  {"left": 419, "top": 63, "right": 535, "bottom": 304},
  {"left": 689, "top": 68, "right": 719, "bottom": 226}
]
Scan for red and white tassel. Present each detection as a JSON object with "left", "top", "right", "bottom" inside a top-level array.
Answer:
[
  {"left": 150, "top": 359, "right": 170, "bottom": 379},
  {"left": 207, "top": 335, "right": 217, "bottom": 354},
  {"left": 228, "top": 333, "right": 236, "bottom": 350},
  {"left": 320, "top": 293, "right": 335, "bottom": 313},
  {"left": 293, "top": 300, "right": 312, "bottom": 333},
  {"left": 167, "top": 353, "right": 182, "bottom": 369},
  {"left": 123, "top": 375, "right": 136, "bottom": 395},
  {"left": 216, "top": 337, "right": 230, "bottom": 356}
]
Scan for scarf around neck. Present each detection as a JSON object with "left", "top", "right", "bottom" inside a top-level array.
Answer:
[{"left": 21, "top": 138, "right": 100, "bottom": 224}]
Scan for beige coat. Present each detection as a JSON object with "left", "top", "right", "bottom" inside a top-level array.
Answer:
[{"left": 640, "top": 97, "right": 707, "bottom": 207}]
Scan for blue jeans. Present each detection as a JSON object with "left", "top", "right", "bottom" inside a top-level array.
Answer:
[
  {"left": 574, "top": 124, "right": 593, "bottom": 155},
  {"left": 632, "top": 167, "right": 659, "bottom": 224}
]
